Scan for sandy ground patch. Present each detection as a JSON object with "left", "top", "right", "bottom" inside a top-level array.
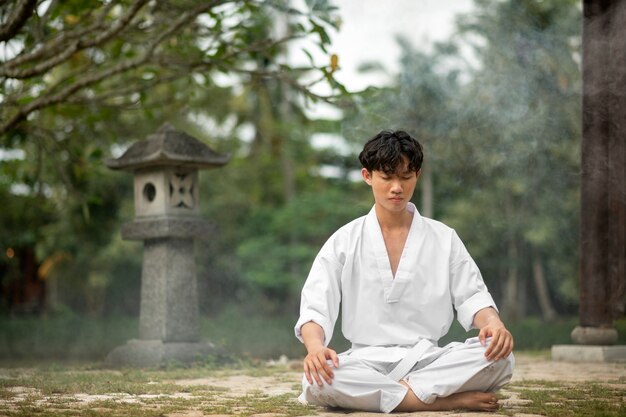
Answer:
[
  {"left": 174, "top": 374, "right": 298, "bottom": 397},
  {"left": 160, "top": 353, "right": 625, "bottom": 417},
  {"left": 511, "top": 354, "right": 626, "bottom": 382},
  {"left": 2, "top": 353, "right": 624, "bottom": 416}
]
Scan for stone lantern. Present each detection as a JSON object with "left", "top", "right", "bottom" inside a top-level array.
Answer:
[{"left": 104, "top": 123, "right": 230, "bottom": 367}]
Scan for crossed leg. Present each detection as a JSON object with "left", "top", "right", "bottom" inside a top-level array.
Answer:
[
  {"left": 396, "top": 338, "right": 514, "bottom": 412},
  {"left": 300, "top": 339, "right": 514, "bottom": 413},
  {"left": 394, "top": 380, "right": 499, "bottom": 412}
]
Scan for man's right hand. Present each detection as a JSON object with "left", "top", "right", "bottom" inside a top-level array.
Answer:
[
  {"left": 300, "top": 321, "right": 339, "bottom": 386},
  {"left": 303, "top": 345, "right": 339, "bottom": 386}
]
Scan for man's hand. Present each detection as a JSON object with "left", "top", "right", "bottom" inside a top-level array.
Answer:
[
  {"left": 474, "top": 307, "right": 514, "bottom": 362},
  {"left": 303, "top": 344, "right": 339, "bottom": 386},
  {"left": 300, "top": 321, "right": 339, "bottom": 386}
]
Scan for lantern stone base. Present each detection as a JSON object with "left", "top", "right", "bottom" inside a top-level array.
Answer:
[
  {"left": 105, "top": 339, "right": 219, "bottom": 368},
  {"left": 571, "top": 326, "right": 618, "bottom": 345},
  {"left": 551, "top": 345, "right": 626, "bottom": 363}
]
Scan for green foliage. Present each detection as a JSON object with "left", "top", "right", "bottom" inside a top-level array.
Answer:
[
  {"left": 342, "top": 0, "right": 582, "bottom": 321},
  {"left": 236, "top": 187, "right": 371, "bottom": 310},
  {"left": 445, "top": 0, "right": 581, "bottom": 319},
  {"left": 3, "top": 312, "right": 626, "bottom": 362},
  {"left": 0, "top": 0, "right": 601, "bottom": 333},
  {"left": 1, "top": 0, "right": 347, "bottom": 315},
  {"left": 0, "top": 311, "right": 137, "bottom": 361},
  {"left": 440, "top": 316, "right": 585, "bottom": 350}
]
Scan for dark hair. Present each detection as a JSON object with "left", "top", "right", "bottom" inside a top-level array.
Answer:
[{"left": 358, "top": 130, "right": 424, "bottom": 174}]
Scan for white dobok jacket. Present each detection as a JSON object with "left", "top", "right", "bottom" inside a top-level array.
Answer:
[{"left": 295, "top": 203, "right": 497, "bottom": 363}]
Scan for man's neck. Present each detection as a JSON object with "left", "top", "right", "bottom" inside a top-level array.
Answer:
[{"left": 375, "top": 204, "right": 413, "bottom": 231}]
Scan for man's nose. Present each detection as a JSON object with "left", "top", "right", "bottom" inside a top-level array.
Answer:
[{"left": 390, "top": 180, "right": 402, "bottom": 193}]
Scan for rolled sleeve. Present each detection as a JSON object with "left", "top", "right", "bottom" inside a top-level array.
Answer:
[
  {"left": 456, "top": 291, "right": 497, "bottom": 331},
  {"left": 294, "top": 314, "right": 334, "bottom": 345}
]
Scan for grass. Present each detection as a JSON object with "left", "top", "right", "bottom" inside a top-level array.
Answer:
[
  {"left": 2, "top": 308, "right": 626, "bottom": 362},
  {"left": 0, "top": 358, "right": 624, "bottom": 417},
  {"left": 505, "top": 382, "right": 626, "bottom": 417},
  {"left": 0, "top": 361, "right": 317, "bottom": 417}
]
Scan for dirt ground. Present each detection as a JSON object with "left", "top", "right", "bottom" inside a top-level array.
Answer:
[
  {"left": 2, "top": 353, "right": 624, "bottom": 416},
  {"left": 168, "top": 353, "right": 626, "bottom": 417}
]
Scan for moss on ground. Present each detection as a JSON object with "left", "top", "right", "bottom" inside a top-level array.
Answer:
[
  {"left": 505, "top": 381, "right": 625, "bottom": 417},
  {"left": 0, "top": 361, "right": 624, "bottom": 417},
  {"left": 0, "top": 362, "right": 316, "bottom": 417}
]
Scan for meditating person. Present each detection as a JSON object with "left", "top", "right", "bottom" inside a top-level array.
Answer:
[{"left": 294, "top": 130, "right": 514, "bottom": 413}]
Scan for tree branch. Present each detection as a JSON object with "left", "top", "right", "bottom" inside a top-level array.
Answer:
[
  {"left": 170, "top": 33, "right": 306, "bottom": 73},
  {"left": 0, "top": 0, "right": 37, "bottom": 42},
  {"left": 225, "top": 66, "right": 342, "bottom": 104},
  {"left": 64, "top": 73, "right": 182, "bottom": 106},
  {"left": 0, "top": 1, "right": 221, "bottom": 135},
  {"left": 5, "top": 22, "right": 95, "bottom": 68},
  {"left": 0, "top": 0, "right": 150, "bottom": 78}
]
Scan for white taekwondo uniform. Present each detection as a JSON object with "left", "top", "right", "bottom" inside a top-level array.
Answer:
[{"left": 294, "top": 203, "right": 514, "bottom": 413}]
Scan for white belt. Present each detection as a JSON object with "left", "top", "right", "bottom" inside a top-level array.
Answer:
[{"left": 386, "top": 339, "right": 434, "bottom": 381}]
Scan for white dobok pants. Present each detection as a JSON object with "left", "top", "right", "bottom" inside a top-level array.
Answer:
[{"left": 299, "top": 337, "right": 515, "bottom": 413}]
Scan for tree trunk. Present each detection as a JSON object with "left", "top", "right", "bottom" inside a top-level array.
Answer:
[
  {"left": 580, "top": 0, "right": 626, "bottom": 327},
  {"left": 532, "top": 256, "right": 557, "bottom": 321},
  {"left": 421, "top": 163, "right": 433, "bottom": 218},
  {"left": 519, "top": 266, "right": 527, "bottom": 319},
  {"left": 502, "top": 238, "right": 521, "bottom": 322}
]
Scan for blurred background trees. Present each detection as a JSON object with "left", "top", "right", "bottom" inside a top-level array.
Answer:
[
  {"left": 343, "top": 0, "right": 581, "bottom": 323},
  {"left": 0, "top": 0, "right": 602, "bottom": 359},
  {"left": 446, "top": 0, "right": 581, "bottom": 322},
  {"left": 0, "top": 0, "right": 346, "bottom": 317}
]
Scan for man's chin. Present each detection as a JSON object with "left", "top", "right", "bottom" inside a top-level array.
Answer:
[{"left": 377, "top": 201, "right": 408, "bottom": 212}]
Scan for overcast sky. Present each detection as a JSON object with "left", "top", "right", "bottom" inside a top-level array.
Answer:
[
  {"left": 290, "top": 0, "right": 475, "bottom": 123},
  {"left": 316, "top": 0, "right": 475, "bottom": 91}
]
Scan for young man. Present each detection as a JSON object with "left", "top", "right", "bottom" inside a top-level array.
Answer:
[{"left": 294, "top": 130, "right": 514, "bottom": 413}]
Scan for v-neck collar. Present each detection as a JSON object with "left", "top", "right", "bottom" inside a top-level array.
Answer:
[{"left": 365, "top": 203, "right": 422, "bottom": 303}]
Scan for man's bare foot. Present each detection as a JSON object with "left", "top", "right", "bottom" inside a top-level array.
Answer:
[
  {"left": 394, "top": 381, "right": 499, "bottom": 412},
  {"left": 449, "top": 391, "right": 499, "bottom": 411}
]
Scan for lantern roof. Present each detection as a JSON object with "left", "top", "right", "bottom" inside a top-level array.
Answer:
[{"left": 106, "top": 123, "right": 230, "bottom": 171}]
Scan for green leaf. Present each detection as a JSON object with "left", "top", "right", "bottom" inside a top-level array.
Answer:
[{"left": 301, "top": 47, "right": 315, "bottom": 66}]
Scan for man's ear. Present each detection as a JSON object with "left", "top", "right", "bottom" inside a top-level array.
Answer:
[
  {"left": 361, "top": 168, "right": 372, "bottom": 185},
  {"left": 416, "top": 169, "right": 422, "bottom": 181}
]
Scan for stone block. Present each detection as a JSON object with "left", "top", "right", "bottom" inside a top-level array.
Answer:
[
  {"left": 551, "top": 344, "right": 626, "bottom": 363},
  {"left": 571, "top": 326, "right": 618, "bottom": 345},
  {"left": 133, "top": 168, "right": 200, "bottom": 217},
  {"left": 122, "top": 218, "right": 214, "bottom": 240},
  {"left": 105, "top": 339, "right": 219, "bottom": 368}
]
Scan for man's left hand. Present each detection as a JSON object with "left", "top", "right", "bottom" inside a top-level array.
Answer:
[
  {"left": 478, "top": 321, "right": 513, "bottom": 361},
  {"left": 474, "top": 307, "right": 514, "bottom": 361}
]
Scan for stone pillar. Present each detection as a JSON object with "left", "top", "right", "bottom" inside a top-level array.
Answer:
[
  {"left": 139, "top": 238, "right": 198, "bottom": 342},
  {"left": 104, "top": 124, "right": 230, "bottom": 367},
  {"left": 553, "top": 0, "right": 626, "bottom": 362}
]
